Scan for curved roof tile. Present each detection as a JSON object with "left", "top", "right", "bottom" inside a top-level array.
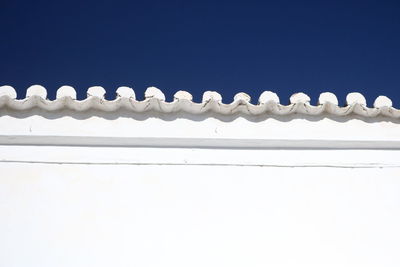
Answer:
[{"left": 0, "top": 85, "right": 398, "bottom": 118}]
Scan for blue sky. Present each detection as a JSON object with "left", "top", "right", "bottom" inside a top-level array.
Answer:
[{"left": 1, "top": 0, "right": 399, "bottom": 105}]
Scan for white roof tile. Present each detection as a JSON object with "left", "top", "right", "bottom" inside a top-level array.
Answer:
[{"left": 0, "top": 85, "right": 398, "bottom": 118}]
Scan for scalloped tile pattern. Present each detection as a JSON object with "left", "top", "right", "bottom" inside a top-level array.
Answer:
[{"left": 0, "top": 85, "right": 398, "bottom": 118}]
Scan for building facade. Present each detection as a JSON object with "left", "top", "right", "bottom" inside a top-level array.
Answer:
[{"left": 1, "top": 85, "right": 400, "bottom": 267}]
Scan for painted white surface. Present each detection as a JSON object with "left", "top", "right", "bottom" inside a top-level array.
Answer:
[
  {"left": 0, "top": 112, "right": 400, "bottom": 148},
  {"left": 0, "top": 110, "right": 400, "bottom": 267},
  {"left": 1, "top": 162, "right": 400, "bottom": 267}
]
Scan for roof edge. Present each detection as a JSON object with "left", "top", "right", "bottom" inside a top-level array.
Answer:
[{"left": 0, "top": 85, "right": 398, "bottom": 118}]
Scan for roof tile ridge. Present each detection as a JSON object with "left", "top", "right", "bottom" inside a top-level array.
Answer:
[{"left": 0, "top": 85, "right": 398, "bottom": 118}]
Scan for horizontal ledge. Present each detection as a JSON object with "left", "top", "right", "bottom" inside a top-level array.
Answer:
[{"left": 1, "top": 135, "right": 400, "bottom": 149}]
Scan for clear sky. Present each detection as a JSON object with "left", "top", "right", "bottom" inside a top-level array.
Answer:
[{"left": 1, "top": 0, "right": 399, "bottom": 105}]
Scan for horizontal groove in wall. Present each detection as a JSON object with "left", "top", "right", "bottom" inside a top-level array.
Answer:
[{"left": 1, "top": 136, "right": 400, "bottom": 149}]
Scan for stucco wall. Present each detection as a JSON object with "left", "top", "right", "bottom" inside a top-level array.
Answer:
[{"left": 1, "top": 107, "right": 400, "bottom": 266}]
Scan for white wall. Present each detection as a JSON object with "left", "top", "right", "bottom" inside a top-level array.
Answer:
[{"left": 1, "top": 111, "right": 400, "bottom": 267}]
